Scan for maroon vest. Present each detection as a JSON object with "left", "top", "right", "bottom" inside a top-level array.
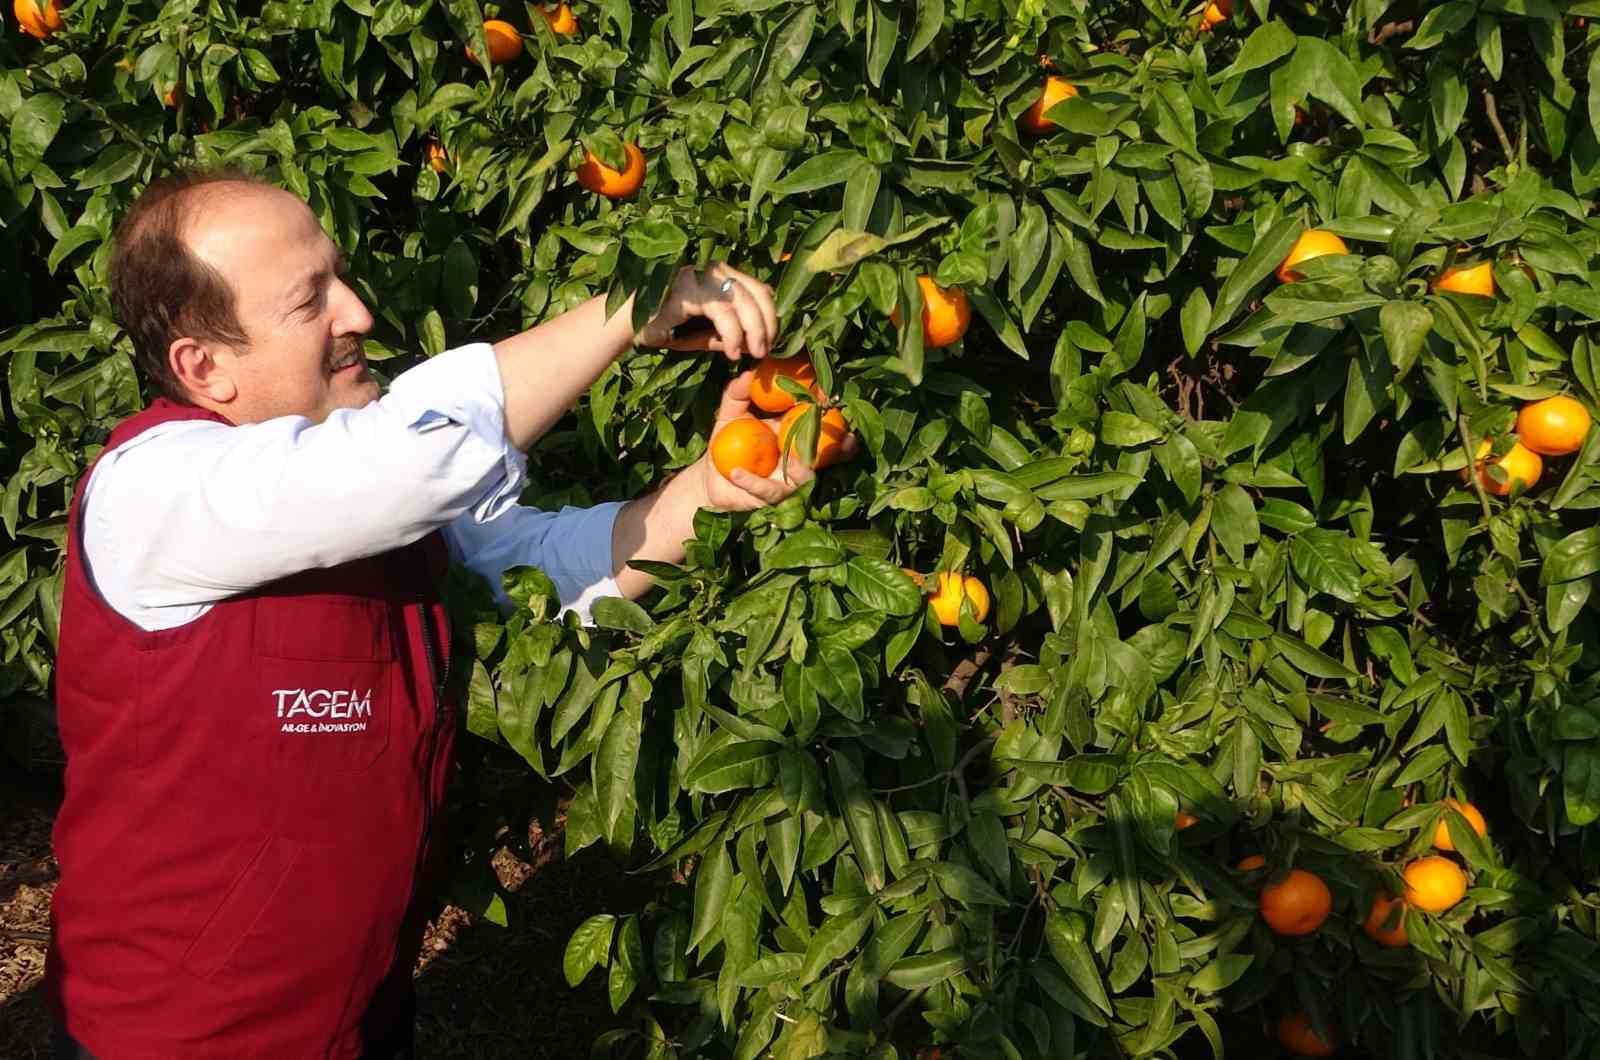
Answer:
[{"left": 47, "top": 399, "right": 457, "bottom": 1059}]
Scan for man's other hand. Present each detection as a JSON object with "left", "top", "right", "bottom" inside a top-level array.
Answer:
[{"left": 635, "top": 265, "right": 778, "bottom": 361}]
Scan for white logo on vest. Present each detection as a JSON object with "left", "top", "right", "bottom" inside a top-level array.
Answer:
[{"left": 273, "top": 688, "right": 372, "bottom": 733}]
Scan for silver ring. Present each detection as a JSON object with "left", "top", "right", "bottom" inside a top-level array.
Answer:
[{"left": 718, "top": 277, "right": 736, "bottom": 295}]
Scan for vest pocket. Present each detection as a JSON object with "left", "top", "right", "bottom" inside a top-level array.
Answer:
[
  {"left": 184, "top": 835, "right": 301, "bottom": 980},
  {"left": 255, "top": 597, "right": 394, "bottom": 771}
]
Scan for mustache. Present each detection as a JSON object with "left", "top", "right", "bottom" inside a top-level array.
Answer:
[{"left": 329, "top": 337, "right": 365, "bottom": 364}]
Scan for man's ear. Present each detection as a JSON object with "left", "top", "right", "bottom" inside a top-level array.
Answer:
[{"left": 169, "top": 337, "right": 238, "bottom": 405}]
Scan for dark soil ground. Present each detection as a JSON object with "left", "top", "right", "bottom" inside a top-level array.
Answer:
[{"left": 0, "top": 765, "right": 641, "bottom": 1059}]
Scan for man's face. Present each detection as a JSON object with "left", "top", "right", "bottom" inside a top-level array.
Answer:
[{"left": 185, "top": 185, "right": 378, "bottom": 425}]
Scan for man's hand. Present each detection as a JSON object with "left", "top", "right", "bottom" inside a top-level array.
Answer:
[
  {"left": 697, "top": 371, "right": 859, "bottom": 511},
  {"left": 635, "top": 264, "right": 778, "bottom": 361},
  {"left": 608, "top": 372, "right": 858, "bottom": 598}
]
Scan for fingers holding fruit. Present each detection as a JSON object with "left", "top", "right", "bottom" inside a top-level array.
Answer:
[{"left": 702, "top": 371, "right": 856, "bottom": 512}]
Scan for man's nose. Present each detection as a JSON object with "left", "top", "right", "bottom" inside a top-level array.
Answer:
[{"left": 332, "top": 278, "right": 375, "bottom": 335}]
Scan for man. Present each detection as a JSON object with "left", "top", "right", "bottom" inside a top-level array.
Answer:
[{"left": 47, "top": 168, "right": 827, "bottom": 1059}]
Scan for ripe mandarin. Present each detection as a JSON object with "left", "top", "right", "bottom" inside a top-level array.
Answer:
[
  {"left": 710, "top": 417, "right": 780, "bottom": 480},
  {"left": 1363, "top": 892, "right": 1409, "bottom": 947},
  {"left": 1259, "top": 868, "right": 1332, "bottom": 936},
  {"left": 1237, "top": 854, "right": 1267, "bottom": 872},
  {"left": 14, "top": 0, "right": 63, "bottom": 38},
  {"left": 467, "top": 19, "right": 523, "bottom": 65},
  {"left": 1433, "top": 260, "right": 1495, "bottom": 297},
  {"left": 427, "top": 143, "right": 448, "bottom": 174},
  {"left": 891, "top": 275, "right": 971, "bottom": 348},
  {"left": 540, "top": 3, "right": 578, "bottom": 35},
  {"left": 1199, "top": 0, "right": 1232, "bottom": 30},
  {"left": 1517, "top": 395, "right": 1591, "bottom": 456},
  {"left": 930, "top": 572, "right": 990, "bottom": 626},
  {"left": 576, "top": 143, "right": 646, "bottom": 199},
  {"left": 1403, "top": 856, "right": 1467, "bottom": 913},
  {"left": 778, "top": 404, "right": 849, "bottom": 470},
  {"left": 1431, "top": 799, "right": 1487, "bottom": 852},
  {"left": 750, "top": 355, "right": 818, "bottom": 413},
  {"left": 1175, "top": 810, "right": 1199, "bottom": 830},
  {"left": 1276, "top": 229, "right": 1349, "bottom": 283},
  {"left": 1275, "top": 1012, "right": 1336, "bottom": 1057},
  {"left": 1472, "top": 440, "right": 1541, "bottom": 496},
  {"left": 1019, "top": 75, "right": 1078, "bottom": 134}
]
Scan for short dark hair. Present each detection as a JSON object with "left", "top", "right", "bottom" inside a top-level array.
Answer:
[{"left": 110, "top": 168, "right": 265, "bottom": 401}]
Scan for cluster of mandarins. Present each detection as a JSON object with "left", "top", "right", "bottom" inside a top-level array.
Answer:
[
  {"left": 437, "top": 6, "right": 647, "bottom": 198},
  {"left": 711, "top": 352, "right": 989, "bottom": 631},
  {"left": 1174, "top": 799, "right": 1486, "bottom": 1055},
  {"left": 1276, "top": 229, "right": 1594, "bottom": 497}
]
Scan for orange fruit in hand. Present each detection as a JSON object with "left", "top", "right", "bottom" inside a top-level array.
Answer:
[
  {"left": 540, "top": 3, "right": 578, "bottom": 35},
  {"left": 1432, "top": 799, "right": 1487, "bottom": 851},
  {"left": 710, "top": 417, "right": 780, "bottom": 480},
  {"left": 1471, "top": 440, "right": 1541, "bottom": 496},
  {"left": 778, "top": 404, "right": 849, "bottom": 470},
  {"left": 1019, "top": 75, "right": 1078, "bottom": 134},
  {"left": 1276, "top": 229, "right": 1349, "bottom": 283},
  {"left": 1236, "top": 854, "right": 1267, "bottom": 872},
  {"left": 1433, "top": 260, "right": 1495, "bottom": 297},
  {"left": 1276, "top": 1012, "right": 1336, "bottom": 1057},
  {"left": 892, "top": 275, "right": 971, "bottom": 348},
  {"left": 467, "top": 19, "right": 523, "bottom": 65},
  {"left": 14, "top": 0, "right": 63, "bottom": 38},
  {"left": 750, "top": 355, "right": 818, "bottom": 413},
  {"left": 1403, "top": 856, "right": 1467, "bottom": 913},
  {"left": 1175, "top": 810, "right": 1199, "bottom": 830},
  {"left": 930, "top": 572, "right": 990, "bottom": 626},
  {"left": 1259, "top": 868, "right": 1332, "bottom": 936},
  {"left": 576, "top": 143, "right": 646, "bottom": 199},
  {"left": 1517, "top": 395, "right": 1592, "bottom": 456},
  {"left": 1199, "top": 0, "right": 1232, "bottom": 30},
  {"left": 1363, "top": 892, "right": 1409, "bottom": 947},
  {"left": 426, "top": 143, "right": 448, "bottom": 174}
]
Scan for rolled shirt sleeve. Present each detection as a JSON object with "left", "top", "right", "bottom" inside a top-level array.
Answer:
[{"left": 443, "top": 501, "right": 625, "bottom": 625}]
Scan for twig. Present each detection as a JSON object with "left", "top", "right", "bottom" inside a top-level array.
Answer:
[
  {"left": 882, "top": 985, "right": 931, "bottom": 1032},
  {"left": 1, "top": 928, "right": 50, "bottom": 943},
  {"left": 1483, "top": 90, "right": 1515, "bottom": 169},
  {"left": 1457, "top": 415, "right": 1495, "bottom": 523},
  {"left": 1368, "top": 20, "right": 1415, "bottom": 46},
  {"left": 942, "top": 648, "right": 994, "bottom": 698}
]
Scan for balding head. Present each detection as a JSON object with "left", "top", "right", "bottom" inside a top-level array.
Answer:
[
  {"left": 111, "top": 169, "right": 376, "bottom": 424},
  {"left": 111, "top": 169, "right": 266, "bottom": 401}
]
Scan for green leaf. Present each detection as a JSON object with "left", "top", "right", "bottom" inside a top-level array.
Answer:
[
  {"left": 844, "top": 557, "right": 925, "bottom": 616},
  {"left": 1100, "top": 411, "right": 1163, "bottom": 447},
  {"left": 623, "top": 219, "right": 690, "bottom": 260},
  {"left": 1541, "top": 528, "right": 1600, "bottom": 585},
  {"left": 799, "top": 900, "right": 874, "bottom": 981},
  {"left": 884, "top": 948, "right": 966, "bottom": 989},
  {"left": 689, "top": 841, "right": 735, "bottom": 950},
  {"left": 591, "top": 597, "right": 655, "bottom": 634},
  {"left": 685, "top": 741, "right": 781, "bottom": 794},
  {"left": 766, "top": 527, "right": 847, "bottom": 569},
  {"left": 1209, "top": 217, "right": 1302, "bottom": 332},
  {"left": 564, "top": 914, "right": 617, "bottom": 986},
  {"left": 10, "top": 93, "right": 66, "bottom": 180},
  {"left": 1190, "top": 953, "right": 1254, "bottom": 994},
  {"left": 1271, "top": 632, "right": 1359, "bottom": 681},
  {"left": 1291, "top": 529, "right": 1363, "bottom": 603},
  {"left": 1045, "top": 912, "right": 1112, "bottom": 1016}
]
